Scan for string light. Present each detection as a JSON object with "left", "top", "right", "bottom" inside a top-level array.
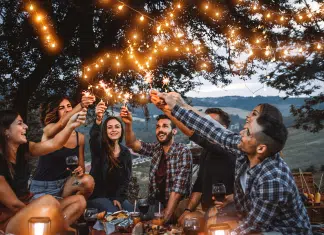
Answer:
[
  {"left": 25, "top": 3, "right": 59, "bottom": 52},
  {"left": 202, "top": 1, "right": 322, "bottom": 26},
  {"left": 118, "top": 4, "right": 124, "bottom": 10},
  {"left": 29, "top": 4, "right": 35, "bottom": 11},
  {"left": 81, "top": 0, "right": 323, "bottom": 88}
]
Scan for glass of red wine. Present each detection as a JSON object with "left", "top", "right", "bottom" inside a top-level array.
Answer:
[
  {"left": 66, "top": 155, "right": 79, "bottom": 185},
  {"left": 138, "top": 198, "right": 150, "bottom": 221},
  {"left": 212, "top": 183, "right": 226, "bottom": 216},
  {"left": 183, "top": 217, "right": 200, "bottom": 235}
]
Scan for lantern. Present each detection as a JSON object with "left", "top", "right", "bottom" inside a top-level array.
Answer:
[
  {"left": 208, "top": 223, "right": 231, "bottom": 235},
  {"left": 28, "top": 217, "right": 51, "bottom": 235}
]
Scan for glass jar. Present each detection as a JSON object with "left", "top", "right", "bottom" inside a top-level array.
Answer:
[
  {"left": 152, "top": 212, "right": 164, "bottom": 226},
  {"left": 130, "top": 212, "right": 141, "bottom": 225}
]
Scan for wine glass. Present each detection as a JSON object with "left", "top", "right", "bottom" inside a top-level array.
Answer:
[
  {"left": 183, "top": 217, "right": 200, "bottom": 235},
  {"left": 84, "top": 208, "right": 98, "bottom": 226},
  {"left": 66, "top": 155, "right": 79, "bottom": 185},
  {"left": 212, "top": 183, "right": 226, "bottom": 216},
  {"left": 137, "top": 198, "right": 150, "bottom": 221}
]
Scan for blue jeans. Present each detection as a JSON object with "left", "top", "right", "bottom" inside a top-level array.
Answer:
[
  {"left": 87, "top": 198, "right": 134, "bottom": 213},
  {"left": 30, "top": 178, "right": 67, "bottom": 200}
]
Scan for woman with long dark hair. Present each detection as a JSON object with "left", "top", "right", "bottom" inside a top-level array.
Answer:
[
  {"left": 87, "top": 101, "right": 133, "bottom": 212},
  {"left": 0, "top": 109, "right": 87, "bottom": 234},
  {"left": 30, "top": 94, "right": 95, "bottom": 199}
]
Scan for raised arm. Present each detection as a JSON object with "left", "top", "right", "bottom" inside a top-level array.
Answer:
[
  {"left": 120, "top": 107, "right": 142, "bottom": 152},
  {"left": 151, "top": 90, "right": 205, "bottom": 117},
  {"left": 158, "top": 92, "right": 241, "bottom": 154},
  {"left": 43, "top": 94, "right": 95, "bottom": 139},
  {"left": 151, "top": 93, "right": 194, "bottom": 137},
  {"left": 29, "top": 109, "right": 87, "bottom": 157}
]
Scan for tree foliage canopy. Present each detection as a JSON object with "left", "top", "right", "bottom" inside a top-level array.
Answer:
[{"left": 0, "top": 0, "right": 323, "bottom": 131}]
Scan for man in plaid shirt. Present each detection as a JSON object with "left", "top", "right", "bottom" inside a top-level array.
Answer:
[
  {"left": 155, "top": 92, "right": 311, "bottom": 235},
  {"left": 120, "top": 107, "right": 192, "bottom": 223}
]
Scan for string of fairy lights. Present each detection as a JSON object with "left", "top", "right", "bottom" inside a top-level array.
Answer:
[
  {"left": 25, "top": 3, "right": 59, "bottom": 51},
  {"left": 24, "top": 0, "right": 323, "bottom": 102},
  {"left": 202, "top": 1, "right": 323, "bottom": 25}
]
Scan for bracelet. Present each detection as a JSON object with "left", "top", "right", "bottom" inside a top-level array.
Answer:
[{"left": 184, "top": 208, "right": 192, "bottom": 213}]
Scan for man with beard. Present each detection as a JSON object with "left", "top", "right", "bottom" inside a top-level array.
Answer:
[
  {"left": 120, "top": 107, "right": 192, "bottom": 223},
  {"left": 152, "top": 92, "right": 311, "bottom": 235}
]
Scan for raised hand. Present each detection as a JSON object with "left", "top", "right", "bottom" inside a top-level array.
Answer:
[
  {"left": 95, "top": 100, "right": 107, "bottom": 121},
  {"left": 150, "top": 90, "right": 169, "bottom": 111},
  {"left": 120, "top": 106, "right": 133, "bottom": 125},
  {"left": 157, "top": 92, "right": 186, "bottom": 109},
  {"left": 81, "top": 93, "right": 96, "bottom": 108},
  {"left": 68, "top": 108, "right": 87, "bottom": 129}
]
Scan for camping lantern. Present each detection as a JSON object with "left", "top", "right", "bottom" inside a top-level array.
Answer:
[
  {"left": 28, "top": 217, "right": 51, "bottom": 235},
  {"left": 208, "top": 223, "right": 231, "bottom": 235}
]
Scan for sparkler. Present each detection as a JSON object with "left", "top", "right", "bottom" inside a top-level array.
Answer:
[
  {"left": 144, "top": 71, "right": 153, "bottom": 89},
  {"left": 162, "top": 76, "right": 170, "bottom": 92},
  {"left": 123, "top": 92, "right": 131, "bottom": 107}
]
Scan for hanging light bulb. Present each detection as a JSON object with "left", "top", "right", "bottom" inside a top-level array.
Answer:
[
  {"left": 28, "top": 4, "right": 34, "bottom": 11},
  {"left": 35, "top": 14, "right": 43, "bottom": 22},
  {"left": 140, "top": 15, "right": 144, "bottom": 21},
  {"left": 118, "top": 4, "right": 124, "bottom": 10},
  {"left": 317, "top": 43, "right": 322, "bottom": 50}
]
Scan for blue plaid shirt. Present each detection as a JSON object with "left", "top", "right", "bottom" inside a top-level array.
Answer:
[
  {"left": 172, "top": 105, "right": 311, "bottom": 235},
  {"left": 138, "top": 141, "right": 192, "bottom": 203}
]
